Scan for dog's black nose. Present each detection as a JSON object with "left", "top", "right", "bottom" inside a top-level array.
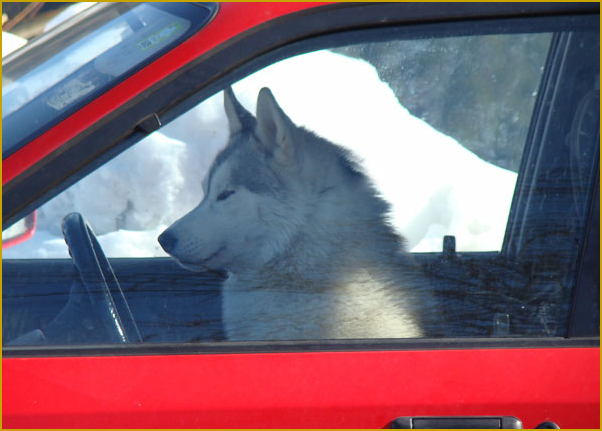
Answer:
[{"left": 158, "top": 230, "right": 177, "bottom": 253}]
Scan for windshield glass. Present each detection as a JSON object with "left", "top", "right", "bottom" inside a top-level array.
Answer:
[{"left": 2, "top": 2, "right": 216, "bottom": 157}]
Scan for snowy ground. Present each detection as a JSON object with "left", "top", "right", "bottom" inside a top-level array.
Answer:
[{"left": 3, "top": 49, "right": 517, "bottom": 259}]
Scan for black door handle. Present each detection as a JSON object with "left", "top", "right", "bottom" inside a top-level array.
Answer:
[{"left": 391, "top": 416, "right": 523, "bottom": 429}]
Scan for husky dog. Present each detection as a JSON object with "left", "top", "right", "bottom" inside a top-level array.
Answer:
[{"left": 159, "top": 87, "right": 434, "bottom": 340}]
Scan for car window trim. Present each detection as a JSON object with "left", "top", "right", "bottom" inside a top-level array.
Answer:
[
  {"left": 569, "top": 163, "right": 600, "bottom": 337},
  {"left": 3, "top": 336, "right": 599, "bottom": 358}
]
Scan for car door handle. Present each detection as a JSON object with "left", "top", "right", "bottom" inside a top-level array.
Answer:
[{"left": 391, "top": 416, "right": 523, "bottom": 429}]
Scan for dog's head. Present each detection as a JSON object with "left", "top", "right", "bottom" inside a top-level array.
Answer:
[{"left": 158, "top": 87, "right": 305, "bottom": 272}]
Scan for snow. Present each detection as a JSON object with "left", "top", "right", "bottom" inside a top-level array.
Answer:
[
  {"left": 2, "top": 31, "right": 27, "bottom": 58},
  {"left": 3, "top": 15, "right": 129, "bottom": 118},
  {"left": 3, "top": 49, "right": 517, "bottom": 259},
  {"left": 43, "top": 2, "right": 97, "bottom": 32}
]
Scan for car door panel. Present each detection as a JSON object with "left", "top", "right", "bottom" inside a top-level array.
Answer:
[{"left": 3, "top": 346, "right": 598, "bottom": 428}]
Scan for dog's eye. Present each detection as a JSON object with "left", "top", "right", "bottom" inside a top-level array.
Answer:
[{"left": 216, "top": 190, "right": 235, "bottom": 201}]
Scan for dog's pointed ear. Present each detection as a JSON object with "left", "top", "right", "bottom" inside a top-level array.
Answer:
[
  {"left": 224, "top": 87, "right": 255, "bottom": 134},
  {"left": 255, "top": 87, "right": 295, "bottom": 165}
]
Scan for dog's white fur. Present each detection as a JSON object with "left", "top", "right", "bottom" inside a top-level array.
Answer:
[{"left": 159, "top": 87, "right": 432, "bottom": 340}]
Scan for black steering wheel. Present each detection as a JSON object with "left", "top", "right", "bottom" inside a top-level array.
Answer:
[{"left": 62, "top": 212, "right": 142, "bottom": 343}]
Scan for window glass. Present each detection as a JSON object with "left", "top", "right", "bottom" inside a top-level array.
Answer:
[
  {"left": 3, "top": 24, "right": 599, "bottom": 345},
  {"left": 4, "top": 34, "right": 550, "bottom": 258},
  {"left": 1, "top": 2, "right": 215, "bottom": 156}
]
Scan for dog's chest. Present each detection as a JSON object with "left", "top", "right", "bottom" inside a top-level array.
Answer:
[{"left": 221, "top": 270, "right": 421, "bottom": 340}]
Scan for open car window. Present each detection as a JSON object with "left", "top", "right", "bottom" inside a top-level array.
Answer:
[
  {"left": 3, "top": 15, "right": 599, "bottom": 346},
  {"left": 3, "top": 34, "right": 550, "bottom": 257}
]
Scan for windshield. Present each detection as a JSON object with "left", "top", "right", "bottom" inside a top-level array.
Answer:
[{"left": 2, "top": 2, "right": 216, "bottom": 158}]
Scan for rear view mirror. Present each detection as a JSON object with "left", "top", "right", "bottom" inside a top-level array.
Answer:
[{"left": 2, "top": 211, "right": 37, "bottom": 250}]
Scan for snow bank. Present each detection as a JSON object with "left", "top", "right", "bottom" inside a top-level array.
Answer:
[
  {"left": 229, "top": 51, "right": 517, "bottom": 252},
  {"left": 3, "top": 49, "right": 517, "bottom": 259}
]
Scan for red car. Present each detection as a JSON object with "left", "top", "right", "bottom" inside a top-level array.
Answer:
[{"left": 3, "top": 2, "right": 599, "bottom": 428}]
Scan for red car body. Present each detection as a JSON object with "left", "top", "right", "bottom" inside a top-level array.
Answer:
[
  {"left": 2, "top": 2, "right": 599, "bottom": 428},
  {"left": 3, "top": 348, "right": 599, "bottom": 428}
]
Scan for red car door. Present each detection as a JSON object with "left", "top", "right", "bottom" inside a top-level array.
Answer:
[{"left": 3, "top": 3, "right": 599, "bottom": 428}]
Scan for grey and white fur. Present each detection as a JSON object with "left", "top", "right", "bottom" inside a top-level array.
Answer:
[{"left": 159, "top": 87, "right": 435, "bottom": 340}]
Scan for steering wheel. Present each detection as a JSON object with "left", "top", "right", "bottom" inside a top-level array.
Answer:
[{"left": 62, "top": 212, "right": 142, "bottom": 343}]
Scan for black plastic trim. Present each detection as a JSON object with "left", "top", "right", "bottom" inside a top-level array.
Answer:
[
  {"left": 569, "top": 163, "right": 600, "bottom": 336},
  {"left": 391, "top": 416, "right": 523, "bottom": 429},
  {"left": 2, "top": 337, "right": 599, "bottom": 358}
]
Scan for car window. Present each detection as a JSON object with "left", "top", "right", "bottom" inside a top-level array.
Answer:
[
  {"left": 3, "top": 34, "right": 549, "bottom": 258},
  {"left": 1, "top": 2, "right": 216, "bottom": 157},
  {"left": 3, "top": 18, "right": 599, "bottom": 345}
]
